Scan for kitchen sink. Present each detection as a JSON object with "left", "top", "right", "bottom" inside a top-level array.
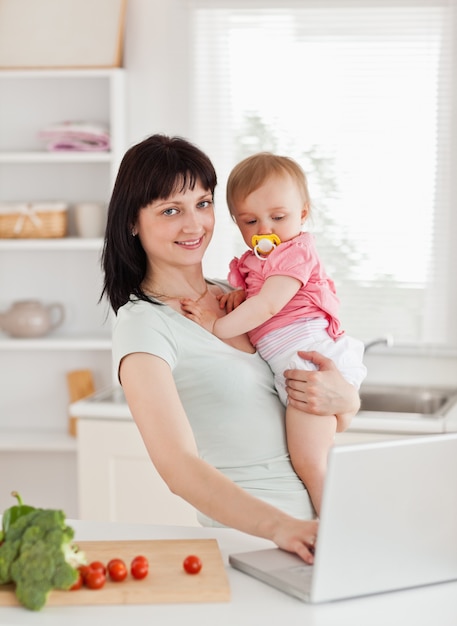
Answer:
[
  {"left": 351, "top": 384, "right": 457, "bottom": 434},
  {"left": 359, "top": 384, "right": 456, "bottom": 415}
]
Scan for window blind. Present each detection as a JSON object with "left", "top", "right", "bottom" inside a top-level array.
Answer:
[{"left": 187, "top": 0, "right": 457, "bottom": 347}]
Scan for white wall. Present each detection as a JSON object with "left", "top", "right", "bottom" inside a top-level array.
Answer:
[{"left": 123, "top": 0, "right": 192, "bottom": 146}]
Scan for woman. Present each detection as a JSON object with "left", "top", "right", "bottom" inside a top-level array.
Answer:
[{"left": 102, "top": 134, "right": 360, "bottom": 564}]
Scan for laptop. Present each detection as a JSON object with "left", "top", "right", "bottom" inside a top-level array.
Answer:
[{"left": 229, "top": 433, "right": 457, "bottom": 603}]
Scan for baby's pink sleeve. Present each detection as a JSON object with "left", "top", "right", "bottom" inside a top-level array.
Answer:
[
  {"left": 228, "top": 258, "right": 246, "bottom": 289},
  {"left": 266, "top": 240, "right": 314, "bottom": 284}
]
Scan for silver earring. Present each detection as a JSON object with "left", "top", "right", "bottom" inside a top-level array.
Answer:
[{"left": 131, "top": 229, "right": 137, "bottom": 237}]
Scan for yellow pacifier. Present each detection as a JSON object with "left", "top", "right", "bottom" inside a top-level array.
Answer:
[{"left": 252, "top": 234, "right": 281, "bottom": 260}]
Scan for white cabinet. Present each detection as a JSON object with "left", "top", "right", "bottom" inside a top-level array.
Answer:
[
  {"left": 77, "top": 418, "right": 198, "bottom": 526},
  {"left": 0, "top": 69, "right": 125, "bottom": 516}
]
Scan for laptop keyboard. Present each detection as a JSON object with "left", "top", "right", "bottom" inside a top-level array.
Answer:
[{"left": 288, "top": 564, "right": 314, "bottom": 582}]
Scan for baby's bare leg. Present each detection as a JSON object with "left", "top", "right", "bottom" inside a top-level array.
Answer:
[{"left": 286, "top": 405, "right": 337, "bottom": 517}]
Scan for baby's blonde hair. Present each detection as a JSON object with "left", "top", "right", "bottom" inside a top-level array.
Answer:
[{"left": 226, "top": 152, "right": 310, "bottom": 216}]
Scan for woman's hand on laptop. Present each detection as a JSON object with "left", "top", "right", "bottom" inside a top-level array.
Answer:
[{"left": 270, "top": 517, "right": 318, "bottom": 564}]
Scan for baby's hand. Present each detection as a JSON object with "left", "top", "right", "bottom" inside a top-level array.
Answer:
[
  {"left": 181, "top": 299, "right": 218, "bottom": 334},
  {"left": 217, "top": 289, "right": 246, "bottom": 312}
]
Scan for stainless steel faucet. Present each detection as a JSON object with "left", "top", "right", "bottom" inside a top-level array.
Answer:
[{"left": 364, "top": 334, "right": 394, "bottom": 352}]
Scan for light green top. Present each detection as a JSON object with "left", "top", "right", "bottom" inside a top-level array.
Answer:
[{"left": 112, "top": 281, "right": 313, "bottom": 525}]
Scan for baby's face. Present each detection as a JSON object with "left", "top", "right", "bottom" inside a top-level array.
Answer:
[{"left": 231, "top": 173, "right": 308, "bottom": 250}]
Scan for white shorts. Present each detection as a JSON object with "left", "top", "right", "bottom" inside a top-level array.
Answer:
[{"left": 263, "top": 329, "right": 367, "bottom": 407}]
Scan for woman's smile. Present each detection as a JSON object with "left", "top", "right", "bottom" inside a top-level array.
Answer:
[{"left": 175, "top": 236, "right": 205, "bottom": 249}]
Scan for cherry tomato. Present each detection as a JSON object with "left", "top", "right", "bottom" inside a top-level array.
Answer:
[
  {"left": 107, "top": 558, "right": 128, "bottom": 582},
  {"left": 131, "top": 555, "right": 149, "bottom": 580},
  {"left": 78, "top": 565, "right": 91, "bottom": 583},
  {"left": 131, "top": 554, "right": 148, "bottom": 566},
  {"left": 89, "top": 560, "right": 106, "bottom": 575},
  {"left": 183, "top": 554, "right": 202, "bottom": 574},
  {"left": 85, "top": 568, "right": 106, "bottom": 590},
  {"left": 69, "top": 570, "right": 83, "bottom": 591}
]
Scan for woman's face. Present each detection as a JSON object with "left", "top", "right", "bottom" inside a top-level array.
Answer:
[{"left": 134, "top": 180, "right": 215, "bottom": 271}]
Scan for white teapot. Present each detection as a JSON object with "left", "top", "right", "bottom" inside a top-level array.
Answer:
[{"left": 0, "top": 300, "right": 65, "bottom": 338}]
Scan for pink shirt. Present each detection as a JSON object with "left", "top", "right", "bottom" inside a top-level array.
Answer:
[{"left": 228, "top": 232, "right": 344, "bottom": 346}]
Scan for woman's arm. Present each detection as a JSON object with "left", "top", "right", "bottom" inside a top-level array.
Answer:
[
  {"left": 120, "top": 351, "right": 318, "bottom": 562},
  {"left": 284, "top": 350, "right": 361, "bottom": 432}
]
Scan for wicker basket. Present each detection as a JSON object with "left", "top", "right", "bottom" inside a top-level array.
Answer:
[{"left": 0, "top": 202, "right": 68, "bottom": 238}]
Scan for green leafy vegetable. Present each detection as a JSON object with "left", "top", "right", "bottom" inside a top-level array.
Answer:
[{"left": 0, "top": 491, "right": 35, "bottom": 542}]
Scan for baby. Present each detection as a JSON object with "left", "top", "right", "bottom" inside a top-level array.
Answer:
[{"left": 183, "top": 152, "right": 366, "bottom": 515}]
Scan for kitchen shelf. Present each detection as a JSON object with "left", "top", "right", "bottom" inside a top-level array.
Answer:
[
  {"left": 0, "top": 68, "right": 124, "bottom": 511},
  {"left": 0, "top": 69, "right": 120, "bottom": 79},
  {"left": 0, "top": 152, "right": 112, "bottom": 164},
  {"left": 0, "top": 430, "right": 77, "bottom": 453},
  {"left": 0, "top": 237, "right": 103, "bottom": 251},
  {"left": 0, "top": 334, "right": 111, "bottom": 351}
]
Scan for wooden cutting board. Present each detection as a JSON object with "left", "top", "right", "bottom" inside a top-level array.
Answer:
[{"left": 0, "top": 539, "right": 230, "bottom": 607}]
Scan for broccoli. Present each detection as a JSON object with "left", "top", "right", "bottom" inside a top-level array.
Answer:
[
  {"left": 0, "top": 507, "right": 86, "bottom": 611},
  {"left": 0, "top": 538, "right": 20, "bottom": 583}
]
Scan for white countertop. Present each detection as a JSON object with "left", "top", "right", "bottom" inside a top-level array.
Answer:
[
  {"left": 69, "top": 387, "right": 406, "bottom": 446},
  {"left": 70, "top": 385, "right": 457, "bottom": 434},
  {"left": 1, "top": 519, "right": 456, "bottom": 626}
]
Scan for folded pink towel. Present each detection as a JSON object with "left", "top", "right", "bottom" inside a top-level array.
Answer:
[{"left": 39, "top": 121, "right": 110, "bottom": 152}]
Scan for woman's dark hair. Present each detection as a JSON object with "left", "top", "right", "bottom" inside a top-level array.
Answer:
[{"left": 101, "top": 134, "right": 217, "bottom": 313}]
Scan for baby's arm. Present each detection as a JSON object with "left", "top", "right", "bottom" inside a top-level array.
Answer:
[
  {"left": 184, "top": 275, "right": 301, "bottom": 338},
  {"left": 181, "top": 289, "right": 246, "bottom": 334}
]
